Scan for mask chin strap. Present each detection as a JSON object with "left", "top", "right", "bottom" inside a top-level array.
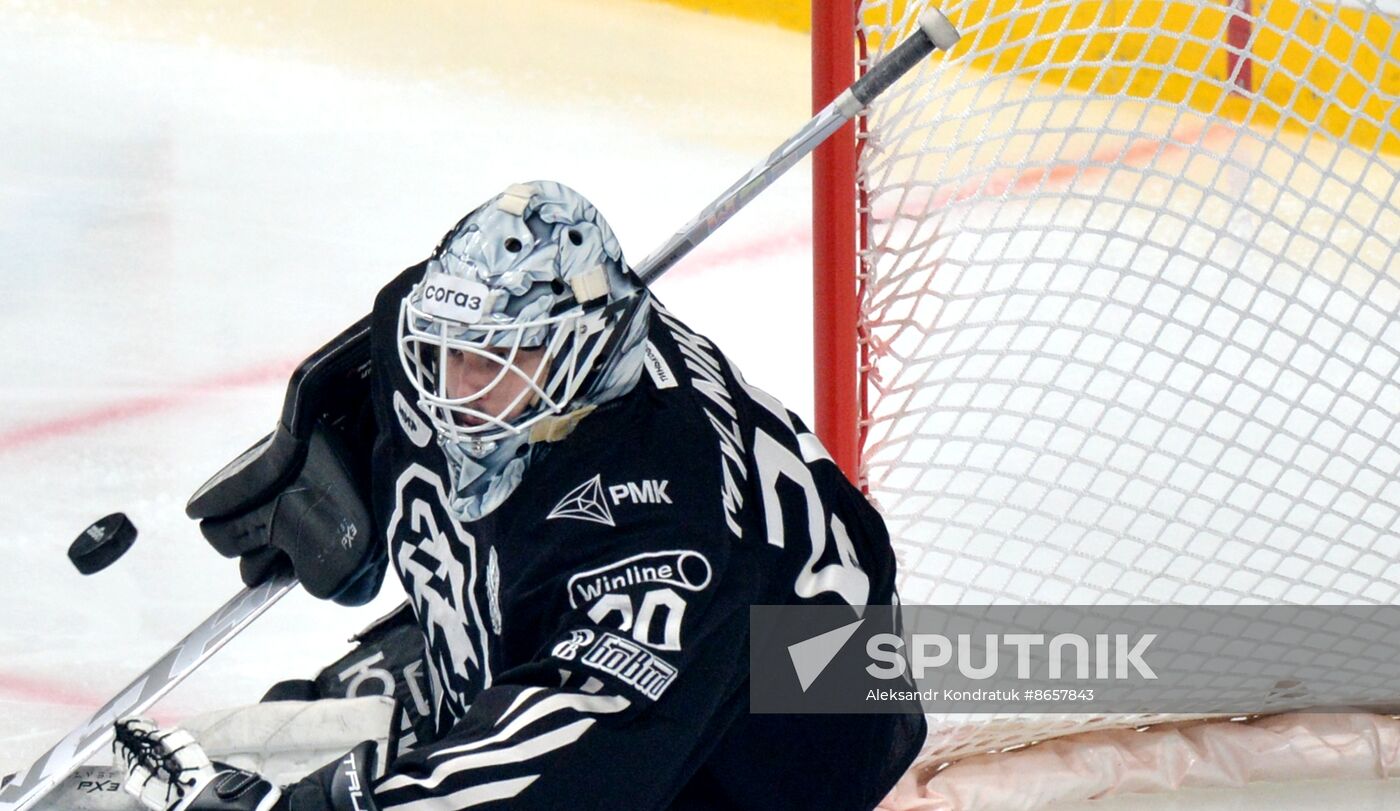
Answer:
[{"left": 529, "top": 404, "right": 598, "bottom": 443}]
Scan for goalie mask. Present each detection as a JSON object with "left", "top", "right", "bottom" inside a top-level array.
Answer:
[{"left": 398, "top": 181, "right": 651, "bottom": 519}]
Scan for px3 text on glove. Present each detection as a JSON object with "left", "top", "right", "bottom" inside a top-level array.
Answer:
[{"left": 186, "top": 318, "right": 385, "bottom": 606}]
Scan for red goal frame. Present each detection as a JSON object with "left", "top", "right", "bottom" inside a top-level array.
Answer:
[{"left": 811, "top": 0, "right": 863, "bottom": 484}]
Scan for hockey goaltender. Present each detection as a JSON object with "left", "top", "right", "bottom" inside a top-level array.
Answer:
[{"left": 114, "top": 181, "right": 926, "bottom": 811}]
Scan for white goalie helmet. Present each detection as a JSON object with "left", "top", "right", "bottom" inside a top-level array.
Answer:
[{"left": 398, "top": 181, "right": 651, "bottom": 518}]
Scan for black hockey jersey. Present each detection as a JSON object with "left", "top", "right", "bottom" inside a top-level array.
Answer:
[{"left": 365, "top": 263, "right": 925, "bottom": 810}]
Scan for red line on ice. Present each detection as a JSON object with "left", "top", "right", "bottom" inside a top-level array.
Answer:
[
  {"left": 0, "top": 359, "right": 298, "bottom": 455},
  {"left": 0, "top": 675, "right": 189, "bottom": 733},
  {"left": 885, "top": 123, "right": 1235, "bottom": 216},
  {"left": 0, "top": 673, "right": 181, "bottom": 726},
  {"left": 660, "top": 225, "right": 815, "bottom": 279},
  {"left": 0, "top": 673, "right": 109, "bottom": 709}
]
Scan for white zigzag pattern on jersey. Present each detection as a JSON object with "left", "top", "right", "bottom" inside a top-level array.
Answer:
[
  {"left": 493, "top": 686, "right": 546, "bottom": 728},
  {"left": 376, "top": 691, "right": 631, "bottom": 796},
  {"left": 377, "top": 720, "right": 595, "bottom": 794}
]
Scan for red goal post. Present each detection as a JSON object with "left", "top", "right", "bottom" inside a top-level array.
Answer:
[{"left": 812, "top": 0, "right": 864, "bottom": 484}]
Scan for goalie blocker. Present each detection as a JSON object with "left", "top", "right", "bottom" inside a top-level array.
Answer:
[{"left": 186, "top": 317, "right": 386, "bottom": 606}]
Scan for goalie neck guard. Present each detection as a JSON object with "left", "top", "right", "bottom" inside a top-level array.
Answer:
[{"left": 398, "top": 181, "right": 651, "bottom": 520}]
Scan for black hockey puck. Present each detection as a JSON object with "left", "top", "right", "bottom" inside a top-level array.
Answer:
[{"left": 68, "top": 512, "right": 138, "bottom": 575}]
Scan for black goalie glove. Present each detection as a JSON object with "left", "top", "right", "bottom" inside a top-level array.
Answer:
[
  {"left": 116, "top": 719, "right": 382, "bottom": 811},
  {"left": 186, "top": 318, "right": 386, "bottom": 606}
]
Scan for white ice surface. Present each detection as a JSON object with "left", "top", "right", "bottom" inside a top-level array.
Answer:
[{"left": 0, "top": 2, "right": 812, "bottom": 773}]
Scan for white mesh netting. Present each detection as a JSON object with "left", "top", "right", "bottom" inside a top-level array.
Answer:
[{"left": 854, "top": 0, "right": 1400, "bottom": 769}]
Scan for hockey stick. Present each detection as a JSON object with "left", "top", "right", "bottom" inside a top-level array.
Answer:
[
  {"left": 0, "top": 574, "right": 298, "bottom": 811},
  {"left": 634, "top": 8, "right": 960, "bottom": 284}
]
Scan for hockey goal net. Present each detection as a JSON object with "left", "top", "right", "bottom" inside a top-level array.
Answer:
[{"left": 811, "top": 0, "right": 1400, "bottom": 805}]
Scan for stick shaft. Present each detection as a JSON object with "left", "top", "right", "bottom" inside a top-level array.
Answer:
[
  {"left": 633, "top": 8, "right": 959, "bottom": 285},
  {"left": 634, "top": 99, "right": 853, "bottom": 285},
  {"left": 0, "top": 575, "right": 298, "bottom": 811}
]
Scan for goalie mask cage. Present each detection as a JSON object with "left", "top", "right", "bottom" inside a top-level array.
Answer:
[{"left": 811, "top": 0, "right": 1400, "bottom": 807}]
